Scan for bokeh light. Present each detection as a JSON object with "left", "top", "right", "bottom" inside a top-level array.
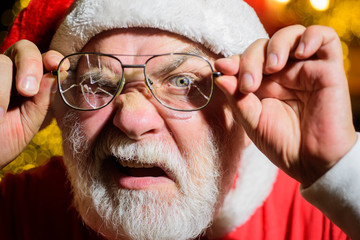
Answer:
[
  {"left": 310, "top": 0, "right": 330, "bottom": 11},
  {"left": 274, "top": 0, "right": 291, "bottom": 3}
]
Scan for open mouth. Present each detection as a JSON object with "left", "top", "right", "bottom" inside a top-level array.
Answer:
[
  {"left": 109, "top": 156, "right": 175, "bottom": 189},
  {"left": 116, "top": 159, "right": 168, "bottom": 178}
]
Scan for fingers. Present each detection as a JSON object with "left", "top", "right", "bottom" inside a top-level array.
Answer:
[
  {"left": 29, "top": 51, "right": 65, "bottom": 120},
  {"left": 42, "top": 50, "right": 68, "bottom": 71},
  {"left": 215, "top": 25, "right": 343, "bottom": 96},
  {"left": 265, "top": 25, "right": 306, "bottom": 74},
  {"left": 265, "top": 25, "right": 342, "bottom": 74},
  {"left": 294, "top": 25, "right": 342, "bottom": 62},
  {"left": 0, "top": 55, "right": 13, "bottom": 122},
  {"left": 0, "top": 40, "right": 64, "bottom": 123},
  {"left": 214, "top": 24, "right": 344, "bottom": 133},
  {"left": 215, "top": 39, "right": 267, "bottom": 94},
  {"left": 238, "top": 38, "right": 268, "bottom": 93},
  {"left": 4, "top": 40, "right": 43, "bottom": 97}
]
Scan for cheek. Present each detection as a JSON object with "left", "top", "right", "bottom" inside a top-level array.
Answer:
[
  {"left": 201, "top": 99, "right": 247, "bottom": 194},
  {"left": 78, "top": 107, "right": 115, "bottom": 142},
  {"left": 52, "top": 93, "right": 68, "bottom": 123},
  {"left": 165, "top": 113, "right": 210, "bottom": 150}
]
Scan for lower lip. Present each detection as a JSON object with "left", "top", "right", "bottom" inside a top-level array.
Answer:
[{"left": 110, "top": 167, "right": 175, "bottom": 190}]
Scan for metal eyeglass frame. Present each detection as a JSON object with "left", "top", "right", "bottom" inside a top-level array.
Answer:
[{"left": 51, "top": 52, "right": 222, "bottom": 112}]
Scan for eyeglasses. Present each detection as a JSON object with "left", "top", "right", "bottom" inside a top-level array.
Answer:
[{"left": 52, "top": 52, "right": 222, "bottom": 112}]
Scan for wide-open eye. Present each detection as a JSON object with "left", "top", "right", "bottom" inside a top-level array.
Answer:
[
  {"left": 144, "top": 53, "right": 215, "bottom": 111},
  {"left": 170, "top": 75, "right": 192, "bottom": 88}
]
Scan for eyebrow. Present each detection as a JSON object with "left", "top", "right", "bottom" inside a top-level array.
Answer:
[
  {"left": 149, "top": 47, "right": 208, "bottom": 77},
  {"left": 152, "top": 56, "right": 188, "bottom": 77},
  {"left": 183, "top": 47, "right": 208, "bottom": 57}
]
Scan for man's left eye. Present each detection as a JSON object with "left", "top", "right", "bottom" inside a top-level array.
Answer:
[{"left": 171, "top": 76, "right": 192, "bottom": 87}]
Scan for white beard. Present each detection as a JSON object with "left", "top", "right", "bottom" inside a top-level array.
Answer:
[{"left": 60, "top": 110, "right": 221, "bottom": 240}]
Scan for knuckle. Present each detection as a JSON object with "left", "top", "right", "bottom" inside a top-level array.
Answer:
[
  {"left": 5, "top": 40, "right": 38, "bottom": 58},
  {"left": 15, "top": 39, "right": 35, "bottom": 48},
  {"left": 8, "top": 40, "right": 41, "bottom": 60},
  {"left": 275, "top": 25, "right": 305, "bottom": 37},
  {"left": 294, "top": 24, "right": 306, "bottom": 31},
  {"left": 45, "top": 50, "right": 63, "bottom": 56},
  {"left": 307, "top": 25, "right": 335, "bottom": 34},
  {"left": 14, "top": 56, "right": 42, "bottom": 70}
]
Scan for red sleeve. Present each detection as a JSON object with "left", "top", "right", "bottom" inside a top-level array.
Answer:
[
  {"left": 222, "top": 170, "right": 350, "bottom": 240},
  {"left": 0, "top": 157, "right": 104, "bottom": 240},
  {"left": 0, "top": 0, "right": 74, "bottom": 53}
]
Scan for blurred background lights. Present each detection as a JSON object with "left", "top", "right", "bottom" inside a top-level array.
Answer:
[
  {"left": 274, "top": 0, "right": 291, "bottom": 3},
  {"left": 310, "top": 0, "right": 330, "bottom": 11}
]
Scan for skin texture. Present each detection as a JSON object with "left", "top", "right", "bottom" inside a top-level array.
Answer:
[
  {"left": 53, "top": 28, "right": 245, "bottom": 199},
  {"left": 0, "top": 25, "right": 357, "bottom": 238}
]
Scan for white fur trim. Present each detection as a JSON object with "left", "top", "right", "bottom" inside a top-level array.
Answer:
[
  {"left": 50, "top": 0, "right": 268, "bottom": 57},
  {"left": 208, "top": 143, "right": 278, "bottom": 239}
]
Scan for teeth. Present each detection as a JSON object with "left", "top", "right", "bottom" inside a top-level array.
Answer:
[{"left": 119, "top": 160, "right": 153, "bottom": 168}]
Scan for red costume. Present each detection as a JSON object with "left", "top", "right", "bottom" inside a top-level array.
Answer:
[{"left": 0, "top": 157, "right": 347, "bottom": 239}]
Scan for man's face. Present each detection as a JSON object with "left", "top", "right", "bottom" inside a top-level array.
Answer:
[{"left": 52, "top": 28, "right": 247, "bottom": 240}]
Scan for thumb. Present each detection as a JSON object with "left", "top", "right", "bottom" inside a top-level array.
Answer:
[{"left": 22, "top": 73, "right": 57, "bottom": 133}]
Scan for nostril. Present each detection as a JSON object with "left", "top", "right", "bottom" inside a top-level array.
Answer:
[{"left": 112, "top": 93, "right": 164, "bottom": 140}]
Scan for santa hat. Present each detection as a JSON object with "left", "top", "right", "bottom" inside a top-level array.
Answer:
[
  {"left": 49, "top": 0, "right": 268, "bottom": 57},
  {"left": 1, "top": 0, "right": 277, "bottom": 238},
  {"left": 2, "top": 0, "right": 267, "bottom": 57},
  {"left": 48, "top": 0, "right": 268, "bottom": 57}
]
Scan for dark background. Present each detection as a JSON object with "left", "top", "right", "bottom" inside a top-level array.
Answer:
[{"left": 0, "top": 0, "right": 18, "bottom": 43}]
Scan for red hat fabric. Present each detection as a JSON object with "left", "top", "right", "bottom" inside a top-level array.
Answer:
[{"left": 0, "top": 0, "right": 74, "bottom": 53}]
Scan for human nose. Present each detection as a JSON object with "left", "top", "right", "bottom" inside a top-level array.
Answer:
[{"left": 112, "top": 91, "right": 165, "bottom": 140}]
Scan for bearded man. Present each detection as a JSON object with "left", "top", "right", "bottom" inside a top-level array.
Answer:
[{"left": 0, "top": 0, "right": 359, "bottom": 239}]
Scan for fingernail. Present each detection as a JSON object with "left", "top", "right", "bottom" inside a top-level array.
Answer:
[
  {"left": 297, "top": 42, "right": 305, "bottom": 55},
  {"left": 241, "top": 73, "right": 253, "bottom": 91},
  {"left": 267, "top": 53, "right": 278, "bottom": 68},
  {"left": 21, "top": 76, "right": 38, "bottom": 94}
]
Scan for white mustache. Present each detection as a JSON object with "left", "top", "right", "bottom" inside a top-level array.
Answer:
[{"left": 92, "top": 128, "right": 191, "bottom": 186}]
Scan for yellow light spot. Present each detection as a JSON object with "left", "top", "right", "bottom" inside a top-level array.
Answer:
[
  {"left": 310, "top": 0, "right": 330, "bottom": 11},
  {"left": 20, "top": 0, "right": 31, "bottom": 9},
  {"left": 22, "top": 164, "right": 36, "bottom": 171},
  {"left": 274, "top": 0, "right": 291, "bottom": 3}
]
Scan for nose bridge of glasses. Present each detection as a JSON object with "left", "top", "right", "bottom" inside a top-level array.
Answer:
[
  {"left": 118, "top": 64, "right": 152, "bottom": 99},
  {"left": 121, "top": 64, "right": 147, "bottom": 82},
  {"left": 122, "top": 64, "right": 146, "bottom": 68}
]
